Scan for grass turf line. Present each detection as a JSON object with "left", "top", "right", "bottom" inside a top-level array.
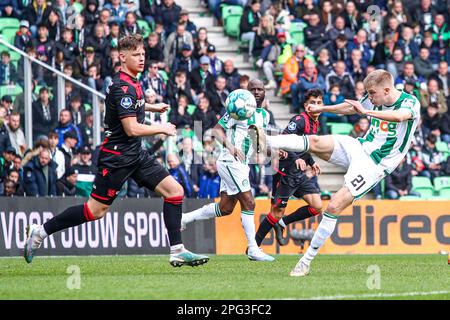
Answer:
[{"left": 0, "top": 254, "right": 449, "bottom": 300}]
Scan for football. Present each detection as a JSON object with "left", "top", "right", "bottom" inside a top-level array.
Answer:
[{"left": 225, "top": 89, "right": 257, "bottom": 120}]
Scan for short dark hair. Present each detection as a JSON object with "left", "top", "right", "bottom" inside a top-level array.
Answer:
[
  {"left": 240, "top": 75, "right": 250, "bottom": 83},
  {"left": 427, "top": 134, "right": 438, "bottom": 144},
  {"left": 304, "top": 89, "right": 324, "bottom": 102},
  {"left": 118, "top": 34, "right": 144, "bottom": 52}
]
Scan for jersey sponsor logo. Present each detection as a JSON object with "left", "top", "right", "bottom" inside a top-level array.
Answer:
[
  {"left": 288, "top": 122, "right": 297, "bottom": 131},
  {"left": 120, "top": 97, "right": 133, "bottom": 109},
  {"left": 371, "top": 118, "right": 397, "bottom": 136},
  {"left": 135, "top": 98, "right": 145, "bottom": 110},
  {"left": 222, "top": 113, "right": 230, "bottom": 123},
  {"left": 121, "top": 86, "right": 129, "bottom": 93}
]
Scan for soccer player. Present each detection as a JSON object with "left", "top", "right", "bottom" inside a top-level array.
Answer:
[
  {"left": 255, "top": 89, "right": 324, "bottom": 247},
  {"left": 181, "top": 79, "right": 274, "bottom": 261},
  {"left": 24, "top": 35, "right": 209, "bottom": 267},
  {"left": 264, "top": 70, "right": 420, "bottom": 276}
]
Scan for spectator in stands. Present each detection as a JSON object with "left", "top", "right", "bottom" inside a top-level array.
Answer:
[
  {"left": 394, "top": 61, "right": 426, "bottom": 91},
  {"left": 139, "top": 0, "right": 157, "bottom": 27},
  {"left": 384, "top": 15, "right": 401, "bottom": 42},
  {"left": 167, "top": 153, "right": 194, "bottom": 197},
  {"left": 0, "top": 2, "right": 19, "bottom": 18},
  {"left": 239, "top": 74, "right": 250, "bottom": 90},
  {"left": 167, "top": 70, "right": 196, "bottom": 106},
  {"left": 420, "top": 79, "right": 447, "bottom": 114},
  {"left": 55, "top": 28, "right": 80, "bottom": 66},
  {"left": 240, "top": 0, "right": 261, "bottom": 57},
  {"left": 315, "top": 48, "right": 333, "bottom": 79},
  {"left": 179, "top": 9, "right": 197, "bottom": 38},
  {"left": 32, "top": 87, "right": 57, "bottom": 140},
  {"left": 268, "top": 1, "right": 291, "bottom": 32},
  {"left": 440, "top": 111, "right": 450, "bottom": 143},
  {"left": 252, "top": 14, "right": 276, "bottom": 59},
  {"left": 347, "top": 49, "right": 367, "bottom": 83},
  {"left": 206, "top": 44, "right": 223, "bottom": 77},
  {"left": 24, "top": 0, "right": 51, "bottom": 36},
  {"left": 193, "top": 27, "right": 210, "bottom": 60},
  {"left": 1, "top": 179, "right": 16, "bottom": 197},
  {"left": 198, "top": 158, "right": 220, "bottom": 199},
  {"left": 422, "top": 102, "right": 442, "bottom": 139},
  {"left": 101, "top": 47, "right": 119, "bottom": 84},
  {"left": 222, "top": 60, "right": 241, "bottom": 92},
  {"left": 413, "top": 0, "right": 437, "bottom": 31},
  {"left": 179, "top": 137, "right": 202, "bottom": 196},
  {"left": 120, "top": 11, "right": 141, "bottom": 37},
  {"left": 141, "top": 61, "right": 167, "bottom": 103},
  {"left": 97, "top": 8, "right": 112, "bottom": 36},
  {"left": 54, "top": 109, "right": 82, "bottom": 149},
  {"left": 145, "top": 33, "right": 165, "bottom": 70},
  {"left": 414, "top": 47, "right": 434, "bottom": 78},
  {"left": 0, "top": 146, "right": 14, "bottom": 180},
  {"left": 58, "top": 129, "right": 78, "bottom": 175},
  {"left": 73, "top": 145, "right": 96, "bottom": 175},
  {"left": 429, "top": 61, "right": 450, "bottom": 96},
  {"left": 68, "top": 95, "right": 86, "bottom": 127},
  {"left": 23, "top": 148, "right": 57, "bottom": 196},
  {"left": 84, "top": 24, "right": 109, "bottom": 61},
  {"left": 82, "top": 0, "right": 100, "bottom": 32},
  {"left": 85, "top": 64, "right": 104, "bottom": 96},
  {"left": 193, "top": 96, "right": 217, "bottom": 136},
  {"left": 104, "top": 0, "right": 128, "bottom": 24},
  {"left": 56, "top": 166, "right": 77, "bottom": 196},
  {"left": 14, "top": 20, "right": 32, "bottom": 52},
  {"left": 249, "top": 154, "right": 271, "bottom": 197},
  {"left": 79, "top": 110, "right": 94, "bottom": 149},
  {"left": 6, "top": 112, "right": 25, "bottom": 157},
  {"left": 172, "top": 43, "right": 199, "bottom": 76},
  {"left": 421, "top": 31, "right": 441, "bottom": 68},
  {"left": 48, "top": 131, "right": 65, "bottom": 179},
  {"left": 431, "top": 14, "right": 449, "bottom": 55},
  {"left": 207, "top": 75, "right": 229, "bottom": 115},
  {"left": 191, "top": 56, "right": 215, "bottom": 95},
  {"left": 52, "top": 0, "right": 68, "bottom": 24},
  {"left": 107, "top": 21, "right": 120, "bottom": 49},
  {"left": 421, "top": 134, "right": 444, "bottom": 180},
  {"left": 349, "top": 116, "right": 369, "bottom": 138},
  {"left": 304, "top": 12, "right": 326, "bottom": 53},
  {"left": 372, "top": 34, "right": 396, "bottom": 69},
  {"left": 398, "top": 25, "right": 419, "bottom": 61},
  {"left": 384, "top": 157, "right": 420, "bottom": 199},
  {"left": 169, "top": 95, "right": 192, "bottom": 129},
  {"left": 156, "top": 0, "right": 182, "bottom": 36},
  {"left": 327, "top": 34, "right": 350, "bottom": 64},
  {"left": 1, "top": 95, "right": 13, "bottom": 115},
  {"left": 290, "top": 60, "right": 325, "bottom": 113},
  {"left": 164, "top": 22, "right": 194, "bottom": 70},
  {"left": 386, "top": 47, "right": 406, "bottom": 81},
  {"left": 0, "top": 51, "right": 18, "bottom": 85},
  {"left": 47, "top": 9, "right": 63, "bottom": 42},
  {"left": 325, "top": 60, "right": 355, "bottom": 99},
  {"left": 389, "top": 0, "right": 411, "bottom": 26},
  {"left": 326, "top": 15, "right": 354, "bottom": 42},
  {"left": 7, "top": 169, "right": 24, "bottom": 196},
  {"left": 320, "top": 84, "right": 347, "bottom": 133}
]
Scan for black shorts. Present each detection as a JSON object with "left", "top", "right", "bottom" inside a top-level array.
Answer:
[
  {"left": 90, "top": 151, "right": 169, "bottom": 205},
  {"left": 271, "top": 171, "right": 320, "bottom": 208}
]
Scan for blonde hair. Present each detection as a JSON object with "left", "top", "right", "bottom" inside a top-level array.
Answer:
[
  {"left": 258, "top": 14, "right": 275, "bottom": 36},
  {"left": 363, "top": 70, "right": 394, "bottom": 89}
]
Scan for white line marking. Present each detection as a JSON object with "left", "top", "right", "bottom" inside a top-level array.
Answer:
[{"left": 283, "top": 290, "right": 450, "bottom": 300}]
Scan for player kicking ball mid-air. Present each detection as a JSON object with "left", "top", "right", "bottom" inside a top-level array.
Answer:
[
  {"left": 255, "top": 89, "right": 324, "bottom": 247},
  {"left": 262, "top": 70, "right": 420, "bottom": 276},
  {"left": 181, "top": 79, "right": 274, "bottom": 261},
  {"left": 24, "top": 34, "right": 209, "bottom": 267}
]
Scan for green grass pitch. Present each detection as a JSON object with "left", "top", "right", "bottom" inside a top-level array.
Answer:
[{"left": 1, "top": 255, "right": 449, "bottom": 300}]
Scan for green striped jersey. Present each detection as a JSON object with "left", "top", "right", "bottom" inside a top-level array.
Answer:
[
  {"left": 218, "top": 108, "right": 270, "bottom": 164},
  {"left": 357, "top": 90, "right": 420, "bottom": 173}
]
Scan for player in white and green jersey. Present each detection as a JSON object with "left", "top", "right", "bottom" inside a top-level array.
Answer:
[
  {"left": 263, "top": 70, "right": 420, "bottom": 276},
  {"left": 181, "top": 79, "right": 274, "bottom": 262}
]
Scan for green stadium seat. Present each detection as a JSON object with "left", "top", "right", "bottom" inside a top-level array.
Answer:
[
  {"left": 0, "top": 18, "right": 20, "bottom": 33},
  {"left": 158, "top": 70, "right": 169, "bottom": 84},
  {"left": 399, "top": 195, "right": 421, "bottom": 200},
  {"left": 222, "top": 5, "right": 243, "bottom": 23},
  {"left": 436, "top": 141, "right": 450, "bottom": 161},
  {"left": 438, "top": 188, "right": 450, "bottom": 198},
  {"left": 329, "top": 122, "right": 354, "bottom": 135},
  {"left": 434, "top": 176, "right": 450, "bottom": 198},
  {"left": 288, "top": 21, "right": 307, "bottom": 46},
  {"left": 0, "top": 84, "right": 23, "bottom": 100},
  {"left": 411, "top": 176, "right": 434, "bottom": 198},
  {"left": 9, "top": 50, "right": 20, "bottom": 62},
  {"left": 83, "top": 103, "right": 92, "bottom": 112},
  {"left": 137, "top": 19, "right": 151, "bottom": 39},
  {"left": 187, "top": 104, "right": 197, "bottom": 115},
  {"left": 1, "top": 28, "right": 18, "bottom": 45},
  {"left": 225, "top": 15, "right": 242, "bottom": 38},
  {"left": 71, "top": 2, "right": 84, "bottom": 14}
]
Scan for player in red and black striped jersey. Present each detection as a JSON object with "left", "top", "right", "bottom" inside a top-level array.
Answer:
[
  {"left": 24, "top": 35, "right": 209, "bottom": 267},
  {"left": 255, "top": 89, "right": 324, "bottom": 247}
]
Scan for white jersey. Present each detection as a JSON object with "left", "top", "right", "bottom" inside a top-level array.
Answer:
[
  {"left": 358, "top": 90, "right": 420, "bottom": 173},
  {"left": 217, "top": 108, "right": 270, "bottom": 164}
]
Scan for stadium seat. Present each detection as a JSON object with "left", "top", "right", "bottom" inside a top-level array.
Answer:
[
  {"left": 222, "top": 5, "right": 243, "bottom": 24},
  {"left": 288, "top": 22, "right": 307, "bottom": 46},
  {"left": 158, "top": 70, "right": 169, "bottom": 84},
  {"left": 223, "top": 6, "right": 243, "bottom": 38},
  {"left": 411, "top": 176, "right": 434, "bottom": 198},
  {"left": 9, "top": 50, "right": 20, "bottom": 62},
  {"left": 433, "top": 176, "right": 450, "bottom": 198},
  {"left": 137, "top": 19, "right": 151, "bottom": 39},
  {"left": 436, "top": 141, "right": 450, "bottom": 161},
  {"left": 329, "top": 122, "right": 353, "bottom": 135},
  {"left": 0, "top": 18, "right": 20, "bottom": 33},
  {"left": 399, "top": 195, "right": 421, "bottom": 200},
  {"left": 0, "top": 84, "right": 23, "bottom": 100},
  {"left": 1, "top": 28, "right": 18, "bottom": 45},
  {"left": 71, "top": 2, "right": 84, "bottom": 14}
]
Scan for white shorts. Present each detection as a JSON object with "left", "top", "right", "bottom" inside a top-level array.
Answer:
[
  {"left": 329, "top": 135, "right": 386, "bottom": 199},
  {"left": 217, "top": 160, "right": 251, "bottom": 195}
]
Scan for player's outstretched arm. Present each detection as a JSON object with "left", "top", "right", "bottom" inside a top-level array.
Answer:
[
  {"left": 308, "top": 101, "right": 356, "bottom": 115},
  {"left": 121, "top": 116, "right": 177, "bottom": 137},
  {"left": 345, "top": 99, "right": 413, "bottom": 122},
  {"left": 145, "top": 102, "right": 170, "bottom": 113}
]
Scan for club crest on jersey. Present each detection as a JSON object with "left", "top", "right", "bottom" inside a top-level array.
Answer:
[
  {"left": 222, "top": 113, "right": 230, "bottom": 123},
  {"left": 121, "top": 97, "right": 133, "bottom": 109},
  {"left": 288, "top": 122, "right": 297, "bottom": 131}
]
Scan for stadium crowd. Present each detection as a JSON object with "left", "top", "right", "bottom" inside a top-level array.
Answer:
[{"left": 0, "top": 0, "right": 450, "bottom": 200}]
